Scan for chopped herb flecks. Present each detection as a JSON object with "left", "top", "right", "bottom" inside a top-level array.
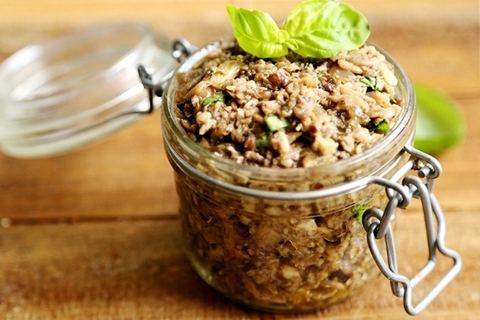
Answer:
[
  {"left": 202, "top": 91, "right": 227, "bottom": 106},
  {"left": 256, "top": 133, "right": 269, "bottom": 148},
  {"left": 265, "top": 115, "right": 290, "bottom": 132},
  {"left": 369, "top": 120, "right": 390, "bottom": 135},
  {"left": 360, "top": 76, "right": 385, "bottom": 92},
  {"left": 352, "top": 203, "right": 370, "bottom": 224}
]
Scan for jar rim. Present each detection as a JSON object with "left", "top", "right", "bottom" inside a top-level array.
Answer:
[{"left": 162, "top": 40, "right": 415, "bottom": 190}]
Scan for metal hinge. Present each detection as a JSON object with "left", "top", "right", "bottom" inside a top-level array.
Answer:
[
  {"left": 137, "top": 39, "right": 194, "bottom": 113},
  {"left": 363, "top": 145, "right": 462, "bottom": 316}
]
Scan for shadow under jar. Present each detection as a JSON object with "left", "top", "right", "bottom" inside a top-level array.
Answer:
[{"left": 159, "top": 40, "right": 457, "bottom": 313}]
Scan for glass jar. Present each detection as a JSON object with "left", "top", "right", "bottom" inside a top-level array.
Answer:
[
  {"left": 160, "top": 41, "right": 461, "bottom": 314},
  {"left": 0, "top": 22, "right": 176, "bottom": 158}
]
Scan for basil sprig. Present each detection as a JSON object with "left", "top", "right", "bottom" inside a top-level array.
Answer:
[{"left": 227, "top": 0, "right": 370, "bottom": 59}]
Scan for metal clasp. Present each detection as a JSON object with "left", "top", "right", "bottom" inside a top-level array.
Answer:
[
  {"left": 138, "top": 39, "right": 194, "bottom": 113},
  {"left": 363, "top": 145, "right": 462, "bottom": 316}
]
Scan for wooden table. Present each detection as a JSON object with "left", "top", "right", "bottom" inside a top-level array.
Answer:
[{"left": 0, "top": 1, "right": 479, "bottom": 319}]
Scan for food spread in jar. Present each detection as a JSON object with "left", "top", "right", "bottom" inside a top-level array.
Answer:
[
  {"left": 168, "top": 0, "right": 405, "bottom": 312},
  {"left": 175, "top": 41, "right": 402, "bottom": 168}
]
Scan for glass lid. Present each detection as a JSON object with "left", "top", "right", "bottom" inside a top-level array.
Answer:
[{"left": 0, "top": 22, "right": 177, "bottom": 158}]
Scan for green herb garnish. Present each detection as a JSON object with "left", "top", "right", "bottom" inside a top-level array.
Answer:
[
  {"left": 202, "top": 91, "right": 226, "bottom": 106},
  {"left": 413, "top": 83, "right": 466, "bottom": 155},
  {"left": 226, "top": 0, "right": 370, "bottom": 59},
  {"left": 265, "top": 115, "right": 290, "bottom": 132},
  {"left": 360, "top": 76, "right": 385, "bottom": 92},
  {"left": 352, "top": 203, "right": 369, "bottom": 224},
  {"left": 256, "top": 133, "right": 270, "bottom": 148},
  {"left": 369, "top": 120, "right": 390, "bottom": 135}
]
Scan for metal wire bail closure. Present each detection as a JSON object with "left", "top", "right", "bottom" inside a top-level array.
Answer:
[
  {"left": 362, "top": 145, "right": 462, "bottom": 316},
  {"left": 138, "top": 38, "right": 195, "bottom": 110}
]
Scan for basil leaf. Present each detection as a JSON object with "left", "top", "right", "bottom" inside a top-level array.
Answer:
[
  {"left": 414, "top": 84, "right": 466, "bottom": 155},
  {"left": 226, "top": 4, "right": 289, "bottom": 58},
  {"left": 283, "top": 0, "right": 370, "bottom": 58},
  {"left": 226, "top": 0, "right": 370, "bottom": 59}
]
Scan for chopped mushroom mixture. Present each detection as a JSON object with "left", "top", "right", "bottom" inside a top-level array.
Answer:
[
  {"left": 178, "top": 178, "right": 385, "bottom": 311},
  {"left": 175, "top": 40, "right": 402, "bottom": 168}
]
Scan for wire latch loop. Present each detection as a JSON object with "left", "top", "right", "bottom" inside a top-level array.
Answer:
[{"left": 363, "top": 145, "right": 462, "bottom": 316}]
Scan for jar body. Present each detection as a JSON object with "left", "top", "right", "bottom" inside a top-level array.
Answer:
[
  {"left": 161, "top": 41, "right": 415, "bottom": 312},
  {"left": 171, "top": 161, "right": 404, "bottom": 312}
]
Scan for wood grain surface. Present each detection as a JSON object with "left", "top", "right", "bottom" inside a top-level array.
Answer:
[{"left": 0, "top": 1, "right": 479, "bottom": 319}]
